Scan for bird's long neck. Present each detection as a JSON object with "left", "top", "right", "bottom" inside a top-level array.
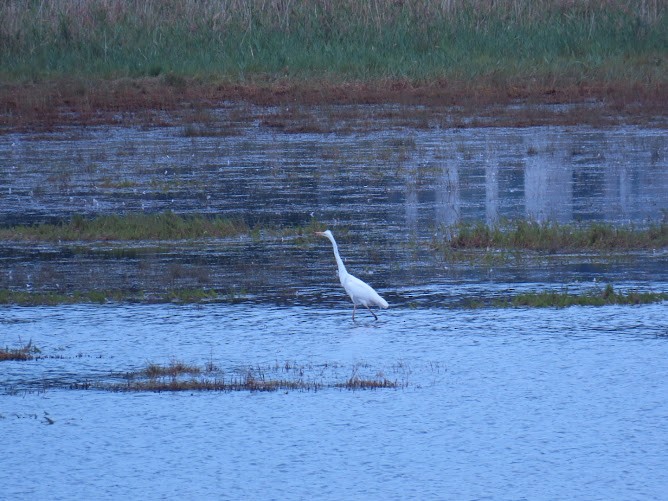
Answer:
[{"left": 327, "top": 235, "right": 348, "bottom": 279}]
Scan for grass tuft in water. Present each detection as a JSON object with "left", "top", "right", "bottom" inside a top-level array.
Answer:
[
  {"left": 438, "top": 221, "right": 668, "bottom": 252},
  {"left": 100, "top": 361, "right": 405, "bottom": 393},
  {"left": 0, "top": 340, "right": 39, "bottom": 362},
  {"left": 0, "top": 288, "right": 231, "bottom": 306},
  {"left": 0, "top": 212, "right": 326, "bottom": 242},
  {"left": 500, "top": 284, "right": 667, "bottom": 308},
  {"left": 0, "top": 212, "right": 250, "bottom": 241},
  {"left": 144, "top": 361, "right": 201, "bottom": 379},
  {"left": 337, "top": 376, "right": 398, "bottom": 390}
]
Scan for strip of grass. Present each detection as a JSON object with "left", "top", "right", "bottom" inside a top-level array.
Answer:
[
  {"left": 1, "top": 284, "right": 664, "bottom": 308},
  {"left": 0, "top": 212, "right": 325, "bottom": 242},
  {"left": 0, "top": 212, "right": 249, "bottom": 241},
  {"left": 0, "top": 288, "right": 244, "bottom": 306},
  {"left": 501, "top": 284, "right": 667, "bottom": 308},
  {"left": 1, "top": 0, "right": 665, "bottom": 89},
  {"left": 438, "top": 221, "right": 668, "bottom": 252}
]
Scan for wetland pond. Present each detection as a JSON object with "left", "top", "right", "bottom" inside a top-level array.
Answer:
[{"left": 1, "top": 103, "right": 667, "bottom": 499}]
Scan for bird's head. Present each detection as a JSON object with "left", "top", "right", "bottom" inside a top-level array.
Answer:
[{"left": 316, "top": 230, "right": 333, "bottom": 239}]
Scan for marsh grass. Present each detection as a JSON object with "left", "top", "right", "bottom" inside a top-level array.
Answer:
[
  {"left": 0, "top": 212, "right": 250, "bottom": 241},
  {"left": 1, "top": 0, "right": 665, "bottom": 88},
  {"left": 144, "top": 361, "right": 201, "bottom": 379},
  {"left": 0, "top": 340, "right": 38, "bottom": 362},
  {"left": 503, "top": 284, "right": 668, "bottom": 308},
  {"left": 108, "top": 360, "right": 400, "bottom": 393},
  {"left": 438, "top": 221, "right": 668, "bottom": 252},
  {"left": 0, "top": 289, "right": 122, "bottom": 306},
  {"left": 0, "top": 287, "right": 243, "bottom": 306},
  {"left": 0, "top": 212, "right": 324, "bottom": 242}
]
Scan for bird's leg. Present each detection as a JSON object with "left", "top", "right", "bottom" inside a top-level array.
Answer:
[
  {"left": 352, "top": 304, "right": 357, "bottom": 321},
  {"left": 366, "top": 305, "right": 378, "bottom": 321}
]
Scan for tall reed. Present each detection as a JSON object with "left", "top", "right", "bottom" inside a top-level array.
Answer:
[{"left": 1, "top": 0, "right": 665, "bottom": 85}]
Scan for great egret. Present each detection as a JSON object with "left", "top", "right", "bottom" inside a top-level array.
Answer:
[{"left": 316, "top": 230, "right": 389, "bottom": 321}]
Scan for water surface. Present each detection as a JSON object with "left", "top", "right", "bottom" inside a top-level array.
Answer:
[
  {"left": 2, "top": 303, "right": 667, "bottom": 499},
  {"left": 1, "top": 104, "right": 667, "bottom": 499}
]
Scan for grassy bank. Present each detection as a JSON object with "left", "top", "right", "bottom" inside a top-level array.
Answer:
[
  {"left": 2, "top": 0, "right": 664, "bottom": 84},
  {"left": 437, "top": 220, "right": 668, "bottom": 252},
  {"left": 1, "top": 0, "right": 666, "bottom": 119}
]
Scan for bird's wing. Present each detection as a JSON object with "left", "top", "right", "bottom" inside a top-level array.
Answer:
[{"left": 342, "top": 274, "right": 389, "bottom": 308}]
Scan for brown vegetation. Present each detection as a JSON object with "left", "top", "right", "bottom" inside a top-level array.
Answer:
[{"left": 2, "top": 77, "right": 666, "bottom": 132}]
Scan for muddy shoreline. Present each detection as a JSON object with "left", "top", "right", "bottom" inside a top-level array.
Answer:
[{"left": 2, "top": 78, "right": 667, "bottom": 131}]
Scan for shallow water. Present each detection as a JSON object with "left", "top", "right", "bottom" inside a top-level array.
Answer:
[
  {"left": 1, "top": 303, "right": 667, "bottom": 499},
  {"left": 1, "top": 105, "right": 666, "bottom": 227},
  {"left": 1, "top": 104, "right": 667, "bottom": 499},
  {"left": 1, "top": 105, "right": 667, "bottom": 296}
]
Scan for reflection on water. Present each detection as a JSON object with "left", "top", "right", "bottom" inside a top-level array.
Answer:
[
  {"left": 1, "top": 104, "right": 667, "bottom": 499},
  {"left": 1, "top": 106, "right": 666, "bottom": 231},
  {"left": 1, "top": 104, "right": 667, "bottom": 300}
]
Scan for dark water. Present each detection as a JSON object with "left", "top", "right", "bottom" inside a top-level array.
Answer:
[{"left": 1, "top": 104, "right": 667, "bottom": 499}]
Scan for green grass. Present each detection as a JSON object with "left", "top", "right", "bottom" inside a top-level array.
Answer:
[
  {"left": 437, "top": 221, "right": 668, "bottom": 252},
  {"left": 502, "top": 284, "right": 668, "bottom": 308},
  {"left": 1, "top": 0, "right": 665, "bottom": 86},
  {"left": 0, "top": 212, "right": 325, "bottom": 242},
  {"left": 0, "top": 212, "right": 250, "bottom": 241}
]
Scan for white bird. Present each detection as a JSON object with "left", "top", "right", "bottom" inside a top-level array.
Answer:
[{"left": 316, "top": 230, "right": 389, "bottom": 321}]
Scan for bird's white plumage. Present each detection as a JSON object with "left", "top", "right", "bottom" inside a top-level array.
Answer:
[{"left": 316, "top": 230, "right": 388, "bottom": 320}]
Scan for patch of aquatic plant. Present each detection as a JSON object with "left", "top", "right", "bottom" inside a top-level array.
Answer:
[
  {"left": 0, "top": 289, "right": 119, "bottom": 306},
  {"left": 438, "top": 221, "right": 668, "bottom": 252},
  {"left": 0, "top": 212, "right": 326, "bottom": 242},
  {"left": 144, "top": 361, "right": 201, "bottom": 379},
  {"left": 0, "top": 212, "right": 250, "bottom": 241},
  {"left": 0, "top": 340, "right": 39, "bottom": 362},
  {"left": 332, "top": 362, "right": 400, "bottom": 390},
  {"left": 499, "top": 284, "right": 667, "bottom": 308},
  {"left": 103, "top": 360, "right": 402, "bottom": 393}
]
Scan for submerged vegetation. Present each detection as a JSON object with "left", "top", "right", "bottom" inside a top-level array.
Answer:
[{"left": 437, "top": 221, "right": 668, "bottom": 252}]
